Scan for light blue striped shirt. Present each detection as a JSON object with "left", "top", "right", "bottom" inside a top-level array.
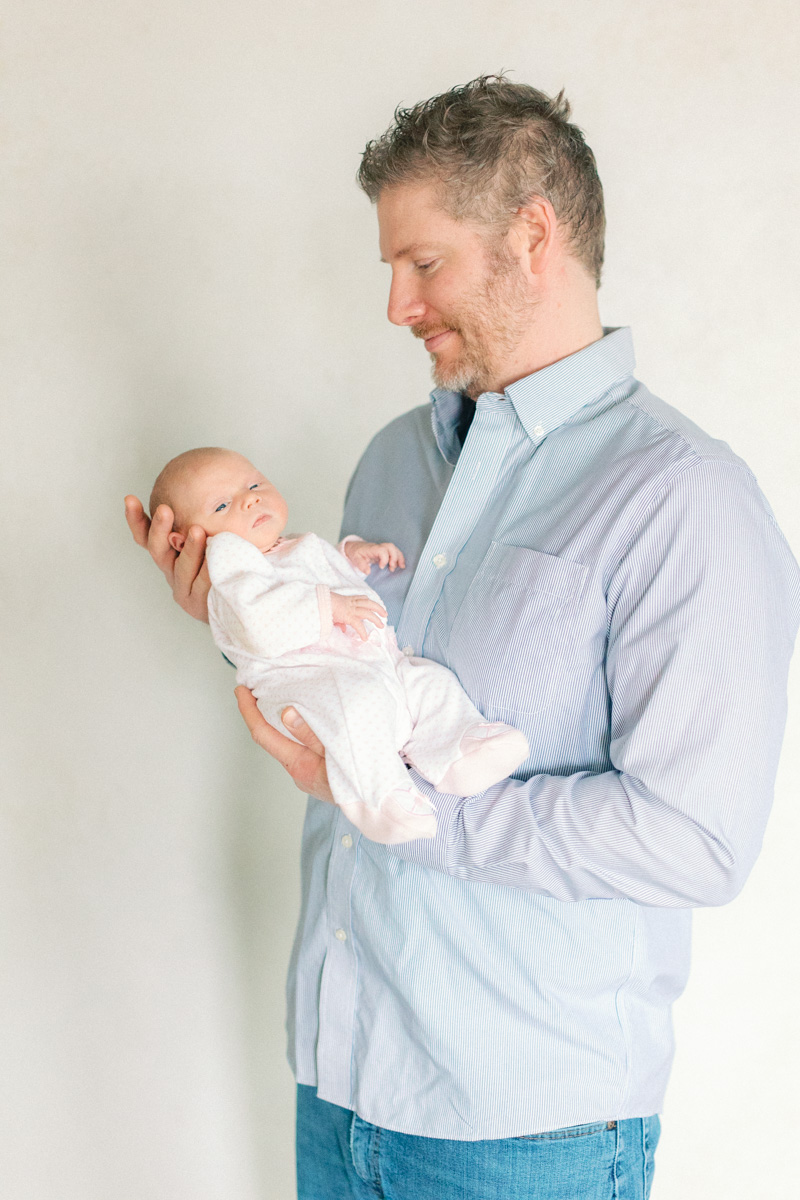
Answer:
[{"left": 287, "top": 327, "right": 799, "bottom": 1138}]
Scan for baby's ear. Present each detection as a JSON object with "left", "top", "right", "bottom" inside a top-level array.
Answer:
[{"left": 168, "top": 531, "right": 186, "bottom": 553}]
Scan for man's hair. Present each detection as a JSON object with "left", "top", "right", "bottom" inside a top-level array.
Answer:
[{"left": 357, "top": 74, "right": 605, "bottom": 286}]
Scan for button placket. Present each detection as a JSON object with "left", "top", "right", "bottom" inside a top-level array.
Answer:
[
  {"left": 315, "top": 812, "right": 359, "bottom": 1105},
  {"left": 395, "top": 404, "right": 518, "bottom": 654}
]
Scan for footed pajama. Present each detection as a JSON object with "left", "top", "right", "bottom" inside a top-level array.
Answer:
[{"left": 206, "top": 531, "right": 527, "bottom": 843}]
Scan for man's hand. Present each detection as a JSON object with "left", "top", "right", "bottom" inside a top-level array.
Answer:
[
  {"left": 344, "top": 540, "right": 405, "bottom": 574},
  {"left": 124, "top": 495, "right": 211, "bottom": 623},
  {"left": 330, "top": 592, "right": 387, "bottom": 641},
  {"left": 234, "top": 688, "right": 334, "bottom": 805}
]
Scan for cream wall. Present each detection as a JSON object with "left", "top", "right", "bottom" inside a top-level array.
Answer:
[{"left": 2, "top": 2, "right": 798, "bottom": 1197}]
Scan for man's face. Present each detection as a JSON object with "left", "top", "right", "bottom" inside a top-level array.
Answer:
[
  {"left": 173, "top": 452, "right": 289, "bottom": 552},
  {"left": 377, "top": 181, "right": 534, "bottom": 396}
]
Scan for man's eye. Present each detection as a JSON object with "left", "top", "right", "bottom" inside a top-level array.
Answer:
[
  {"left": 416, "top": 261, "right": 435, "bottom": 272},
  {"left": 215, "top": 502, "right": 228, "bottom": 512}
]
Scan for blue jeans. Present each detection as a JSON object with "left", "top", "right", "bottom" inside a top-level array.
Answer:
[{"left": 296, "top": 1085, "right": 660, "bottom": 1200}]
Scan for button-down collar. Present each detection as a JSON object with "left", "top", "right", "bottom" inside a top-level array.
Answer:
[{"left": 430, "top": 326, "right": 635, "bottom": 463}]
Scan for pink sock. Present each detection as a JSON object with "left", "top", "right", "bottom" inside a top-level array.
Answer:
[{"left": 434, "top": 723, "right": 529, "bottom": 796}]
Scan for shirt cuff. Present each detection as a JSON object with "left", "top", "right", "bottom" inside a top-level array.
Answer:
[
  {"left": 316, "top": 585, "right": 333, "bottom": 638},
  {"left": 387, "top": 769, "right": 468, "bottom": 865}
]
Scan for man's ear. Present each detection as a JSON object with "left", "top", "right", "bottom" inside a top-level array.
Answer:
[
  {"left": 513, "top": 196, "right": 556, "bottom": 276},
  {"left": 168, "top": 531, "right": 186, "bottom": 552}
]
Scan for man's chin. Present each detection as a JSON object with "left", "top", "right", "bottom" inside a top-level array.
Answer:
[{"left": 431, "top": 356, "right": 478, "bottom": 394}]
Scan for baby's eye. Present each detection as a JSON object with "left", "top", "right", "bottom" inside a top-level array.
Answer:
[
  {"left": 249, "top": 483, "right": 260, "bottom": 490},
  {"left": 215, "top": 502, "right": 228, "bottom": 513}
]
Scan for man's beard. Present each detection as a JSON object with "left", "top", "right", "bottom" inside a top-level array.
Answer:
[{"left": 414, "top": 253, "right": 534, "bottom": 397}]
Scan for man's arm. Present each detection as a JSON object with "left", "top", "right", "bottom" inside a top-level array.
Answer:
[
  {"left": 124, "top": 496, "right": 210, "bottom": 622},
  {"left": 235, "top": 689, "right": 335, "bottom": 806},
  {"left": 387, "top": 461, "right": 800, "bottom": 905},
  {"left": 233, "top": 460, "right": 799, "bottom": 885}
]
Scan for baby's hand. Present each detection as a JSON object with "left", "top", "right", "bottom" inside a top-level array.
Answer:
[
  {"left": 344, "top": 540, "right": 406, "bottom": 574},
  {"left": 330, "top": 592, "right": 387, "bottom": 641}
]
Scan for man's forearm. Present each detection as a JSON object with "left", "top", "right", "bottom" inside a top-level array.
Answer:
[
  {"left": 390, "top": 461, "right": 799, "bottom": 907},
  {"left": 388, "top": 763, "right": 765, "bottom": 907}
]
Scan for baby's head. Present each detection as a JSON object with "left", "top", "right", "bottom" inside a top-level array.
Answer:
[{"left": 150, "top": 447, "right": 288, "bottom": 552}]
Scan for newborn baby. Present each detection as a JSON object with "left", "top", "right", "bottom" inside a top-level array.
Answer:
[{"left": 150, "top": 447, "right": 529, "bottom": 844}]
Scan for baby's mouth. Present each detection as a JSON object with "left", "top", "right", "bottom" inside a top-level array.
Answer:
[{"left": 252, "top": 513, "right": 270, "bottom": 528}]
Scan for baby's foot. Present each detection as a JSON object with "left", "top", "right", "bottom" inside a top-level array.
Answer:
[
  {"left": 338, "top": 787, "right": 437, "bottom": 845},
  {"left": 434, "top": 723, "right": 529, "bottom": 796}
]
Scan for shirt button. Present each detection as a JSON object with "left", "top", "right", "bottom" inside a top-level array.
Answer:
[
  {"left": 433, "top": 553, "right": 447, "bottom": 568},
  {"left": 340, "top": 834, "right": 353, "bottom": 849},
  {"left": 402, "top": 645, "right": 414, "bottom": 657},
  {"left": 533, "top": 424, "right": 545, "bottom": 438},
  {"left": 335, "top": 928, "right": 348, "bottom": 942}
]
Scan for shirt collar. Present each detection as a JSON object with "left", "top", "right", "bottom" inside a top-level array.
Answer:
[{"left": 430, "top": 326, "right": 635, "bottom": 463}]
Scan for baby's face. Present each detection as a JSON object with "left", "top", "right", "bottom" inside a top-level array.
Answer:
[{"left": 172, "top": 452, "right": 289, "bottom": 552}]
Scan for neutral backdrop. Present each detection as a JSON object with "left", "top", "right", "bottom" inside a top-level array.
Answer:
[{"left": 2, "top": 2, "right": 798, "bottom": 1197}]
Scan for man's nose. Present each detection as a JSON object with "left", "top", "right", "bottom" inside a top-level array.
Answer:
[{"left": 386, "top": 273, "right": 426, "bottom": 327}]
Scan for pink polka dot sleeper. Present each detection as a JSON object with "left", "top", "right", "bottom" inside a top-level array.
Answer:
[{"left": 206, "top": 531, "right": 528, "bottom": 844}]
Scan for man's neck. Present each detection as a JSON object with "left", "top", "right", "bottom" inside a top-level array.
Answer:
[{"left": 473, "top": 283, "right": 604, "bottom": 398}]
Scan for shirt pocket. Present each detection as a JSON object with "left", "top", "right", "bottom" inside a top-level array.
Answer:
[{"left": 446, "top": 542, "right": 588, "bottom": 716}]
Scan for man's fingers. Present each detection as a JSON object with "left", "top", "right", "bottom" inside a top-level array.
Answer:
[
  {"left": 172, "top": 525, "right": 206, "bottom": 599},
  {"left": 124, "top": 495, "right": 151, "bottom": 548},
  {"left": 125, "top": 495, "right": 208, "bottom": 623},
  {"left": 235, "top": 691, "right": 334, "bottom": 805},
  {"left": 281, "top": 707, "right": 326, "bottom": 755},
  {"left": 235, "top": 687, "right": 302, "bottom": 767},
  {"left": 235, "top": 685, "right": 270, "bottom": 738},
  {"left": 147, "top": 504, "right": 179, "bottom": 579}
]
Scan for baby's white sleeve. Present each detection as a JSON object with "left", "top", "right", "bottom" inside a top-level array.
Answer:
[
  {"left": 332, "top": 534, "right": 370, "bottom": 578},
  {"left": 207, "top": 532, "right": 331, "bottom": 658},
  {"left": 337, "top": 534, "right": 363, "bottom": 555}
]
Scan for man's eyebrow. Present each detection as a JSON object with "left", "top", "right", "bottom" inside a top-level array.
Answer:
[{"left": 379, "top": 243, "right": 439, "bottom": 264}]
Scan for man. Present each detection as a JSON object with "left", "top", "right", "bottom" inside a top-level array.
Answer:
[{"left": 126, "top": 77, "right": 799, "bottom": 1199}]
